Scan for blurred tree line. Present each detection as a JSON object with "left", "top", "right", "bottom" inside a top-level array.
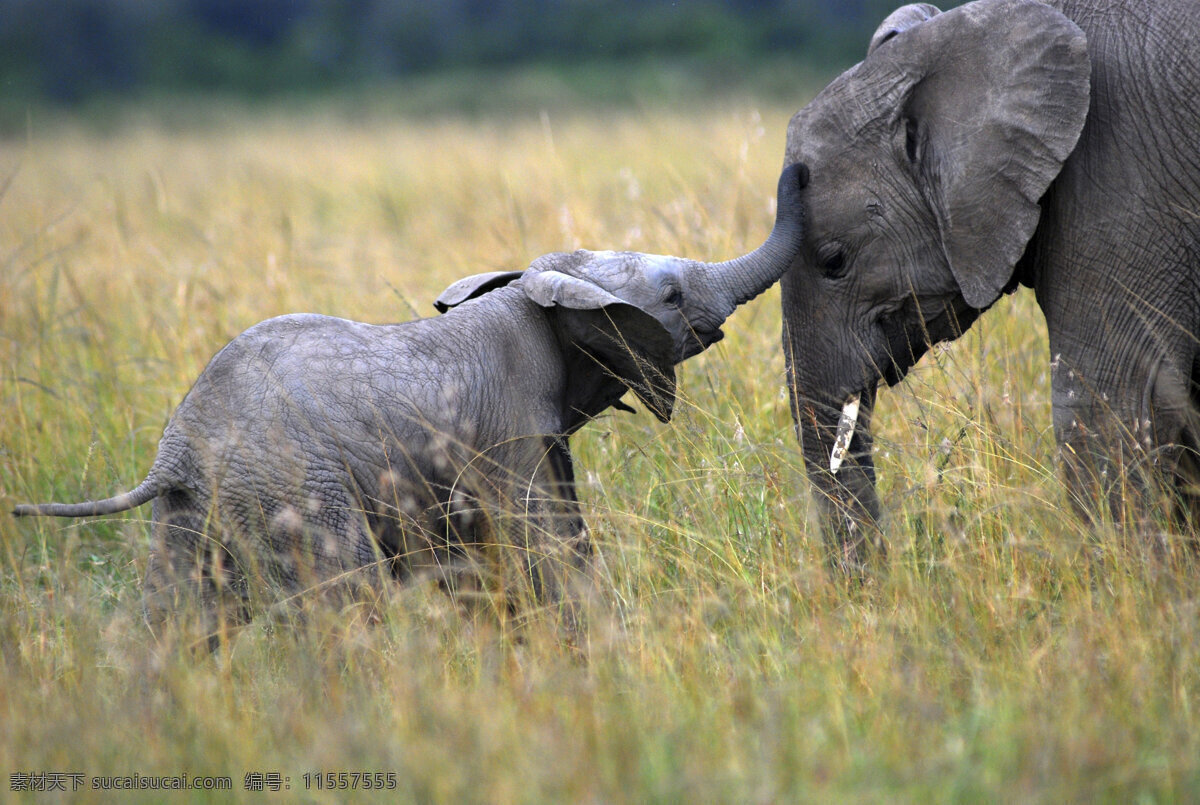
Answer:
[{"left": 0, "top": 0, "right": 929, "bottom": 103}]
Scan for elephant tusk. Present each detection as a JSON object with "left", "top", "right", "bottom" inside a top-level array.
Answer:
[{"left": 829, "top": 394, "right": 861, "bottom": 475}]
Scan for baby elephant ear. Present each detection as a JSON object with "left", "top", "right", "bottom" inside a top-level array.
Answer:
[
  {"left": 434, "top": 270, "right": 525, "bottom": 313},
  {"left": 523, "top": 258, "right": 677, "bottom": 423},
  {"left": 559, "top": 306, "right": 677, "bottom": 423},
  {"left": 522, "top": 252, "right": 626, "bottom": 310}
]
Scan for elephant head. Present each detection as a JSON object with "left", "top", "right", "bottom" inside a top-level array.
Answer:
[
  {"left": 439, "top": 162, "right": 809, "bottom": 428},
  {"left": 780, "top": 0, "right": 1090, "bottom": 567}
]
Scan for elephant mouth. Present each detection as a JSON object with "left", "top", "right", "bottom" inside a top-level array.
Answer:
[
  {"left": 697, "top": 326, "right": 725, "bottom": 347},
  {"left": 680, "top": 326, "right": 724, "bottom": 359}
]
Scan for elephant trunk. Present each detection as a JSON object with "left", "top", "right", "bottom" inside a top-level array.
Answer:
[
  {"left": 691, "top": 161, "right": 809, "bottom": 322},
  {"left": 785, "top": 347, "right": 884, "bottom": 574}
]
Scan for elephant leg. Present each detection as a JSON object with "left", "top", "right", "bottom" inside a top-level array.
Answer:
[
  {"left": 453, "top": 437, "right": 592, "bottom": 630},
  {"left": 1172, "top": 426, "right": 1200, "bottom": 539},
  {"left": 1153, "top": 357, "right": 1200, "bottom": 547},
  {"left": 143, "top": 491, "right": 251, "bottom": 651},
  {"left": 526, "top": 437, "right": 592, "bottom": 606},
  {"left": 268, "top": 486, "right": 393, "bottom": 620},
  {"left": 373, "top": 483, "right": 524, "bottom": 619},
  {"left": 1051, "top": 346, "right": 1199, "bottom": 549},
  {"left": 1161, "top": 353, "right": 1200, "bottom": 536},
  {"left": 358, "top": 464, "right": 503, "bottom": 610}
]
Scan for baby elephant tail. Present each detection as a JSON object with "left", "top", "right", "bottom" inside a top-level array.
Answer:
[{"left": 13, "top": 477, "right": 160, "bottom": 518}]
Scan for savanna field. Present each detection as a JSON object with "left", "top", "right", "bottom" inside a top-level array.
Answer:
[{"left": 1, "top": 87, "right": 1198, "bottom": 801}]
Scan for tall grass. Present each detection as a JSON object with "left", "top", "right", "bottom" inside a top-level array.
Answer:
[{"left": 2, "top": 100, "right": 1198, "bottom": 802}]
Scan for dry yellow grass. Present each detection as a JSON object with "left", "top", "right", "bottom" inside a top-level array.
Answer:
[{"left": 1, "top": 98, "right": 1198, "bottom": 801}]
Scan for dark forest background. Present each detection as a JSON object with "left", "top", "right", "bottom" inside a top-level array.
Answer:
[{"left": 0, "top": 0, "right": 953, "bottom": 106}]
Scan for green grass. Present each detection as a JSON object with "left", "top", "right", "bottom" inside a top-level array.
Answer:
[{"left": 2, "top": 99, "right": 1198, "bottom": 802}]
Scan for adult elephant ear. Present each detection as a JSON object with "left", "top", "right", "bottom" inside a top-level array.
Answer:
[
  {"left": 434, "top": 270, "right": 525, "bottom": 312},
  {"left": 523, "top": 251, "right": 676, "bottom": 422},
  {"left": 867, "top": 3, "right": 939, "bottom": 55},
  {"left": 882, "top": 0, "right": 1090, "bottom": 308}
]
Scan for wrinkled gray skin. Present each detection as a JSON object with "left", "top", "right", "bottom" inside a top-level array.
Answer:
[
  {"left": 15, "top": 163, "right": 807, "bottom": 643},
  {"left": 782, "top": 0, "right": 1200, "bottom": 568}
]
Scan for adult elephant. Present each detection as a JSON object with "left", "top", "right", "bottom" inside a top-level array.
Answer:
[{"left": 781, "top": 0, "right": 1200, "bottom": 567}]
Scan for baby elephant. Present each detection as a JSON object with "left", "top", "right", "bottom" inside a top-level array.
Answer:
[{"left": 15, "top": 163, "right": 808, "bottom": 643}]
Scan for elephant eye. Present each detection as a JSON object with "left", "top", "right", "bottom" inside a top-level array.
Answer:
[
  {"left": 904, "top": 117, "right": 921, "bottom": 164},
  {"left": 662, "top": 288, "right": 682, "bottom": 308},
  {"left": 819, "top": 246, "right": 847, "bottom": 278}
]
